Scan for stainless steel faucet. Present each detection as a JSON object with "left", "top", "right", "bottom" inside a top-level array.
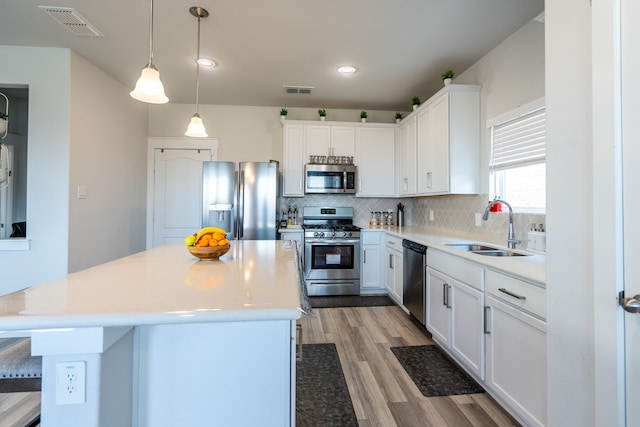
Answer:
[{"left": 483, "top": 199, "right": 521, "bottom": 249}]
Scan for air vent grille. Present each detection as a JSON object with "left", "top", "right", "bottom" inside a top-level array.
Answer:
[
  {"left": 38, "top": 6, "right": 105, "bottom": 37},
  {"left": 283, "top": 85, "right": 315, "bottom": 95}
]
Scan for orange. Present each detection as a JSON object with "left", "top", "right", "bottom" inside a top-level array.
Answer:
[
  {"left": 218, "top": 239, "right": 228, "bottom": 246},
  {"left": 212, "top": 232, "right": 224, "bottom": 241}
]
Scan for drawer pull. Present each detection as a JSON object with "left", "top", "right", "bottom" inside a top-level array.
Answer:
[{"left": 498, "top": 287, "right": 526, "bottom": 300}]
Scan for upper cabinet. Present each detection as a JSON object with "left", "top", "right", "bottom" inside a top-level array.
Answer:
[
  {"left": 305, "top": 125, "right": 356, "bottom": 159},
  {"left": 398, "top": 116, "right": 417, "bottom": 196},
  {"left": 355, "top": 125, "right": 396, "bottom": 197},
  {"left": 283, "top": 123, "right": 305, "bottom": 197},
  {"left": 411, "top": 84, "right": 481, "bottom": 196},
  {"left": 281, "top": 85, "right": 480, "bottom": 200}
]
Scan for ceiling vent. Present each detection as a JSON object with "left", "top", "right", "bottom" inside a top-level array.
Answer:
[
  {"left": 38, "top": 6, "right": 105, "bottom": 37},
  {"left": 283, "top": 85, "right": 315, "bottom": 95}
]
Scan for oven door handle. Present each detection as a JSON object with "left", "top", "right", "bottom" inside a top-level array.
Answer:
[{"left": 304, "top": 239, "right": 361, "bottom": 245}]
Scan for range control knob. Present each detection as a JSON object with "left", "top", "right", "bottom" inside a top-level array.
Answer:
[{"left": 329, "top": 232, "right": 336, "bottom": 238}]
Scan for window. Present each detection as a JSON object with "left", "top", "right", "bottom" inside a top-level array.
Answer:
[{"left": 488, "top": 98, "right": 546, "bottom": 213}]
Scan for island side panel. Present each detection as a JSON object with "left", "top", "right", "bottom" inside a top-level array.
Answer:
[{"left": 135, "top": 319, "right": 295, "bottom": 427}]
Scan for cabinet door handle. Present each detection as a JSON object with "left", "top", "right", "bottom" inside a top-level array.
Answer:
[
  {"left": 442, "top": 283, "right": 447, "bottom": 306},
  {"left": 363, "top": 250, "right": 367, "bottom": 264},
  {"left": 389, "top": 254, "right": 394, "bottom": 269},
  {"left": 296, "top": 324, "right": 303, "bottom": 361},
  {"left": 446, "top": 284, "right": 451, "bottom": 308},
  {"left": 498, "top": 287, "right": 526, "bottom": 300},
  {"left": 443, "top": 283, "right": 451, "bottom": 307},
  {"left": 426, "top": 171, "right": 433, "bottom": 188},
  {"left": 484, "top": 306, "right": 491, "bottom": 334}
]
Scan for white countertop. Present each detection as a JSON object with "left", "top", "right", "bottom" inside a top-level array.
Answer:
[
  {"left": 0, "top": 240, "right": 302, "bottom": 331},
  {"left": 359, "top": 224, "right": 546, "bottom": 286}
]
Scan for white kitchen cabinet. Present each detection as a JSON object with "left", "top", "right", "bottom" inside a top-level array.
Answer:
[
  {"left": 484, "top": 270, "right": 547, "bottom": 427},
  {"left": 397, "top": 115, "right": 417, "bottom": 196},
  {"left": 279, "top": 229, "right": 303, "bottom": 246},
  {"left": 417, "top": 85, "right": 480, "bottom": 195},
  {"left": 305, "top": 125, "right": 355, "bottom": 159},
  {"left": 283, "top": 123, "right": 304, "bottom": 197},
  {"left": 384, "top": 235, "right": 403, "bottom": 304},
  {"left": 355, "top": 125, "right": 396, "bottom": 197},
  {"left": 361, "top": 231, "right": 385, "bottom": 293},
  {"left": 426, "top": 250, "right": 485, "bottom": 379}
]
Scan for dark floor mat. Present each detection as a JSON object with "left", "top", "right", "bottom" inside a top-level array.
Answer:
[
  {"left": 309, "top": 295, "right": 395, "bottom": 308},
  {"left": 297, "top": 343, "right": 358, "bottom": 427},
  {"left": 390, "top": 345, "right": 485, "bottom": 397}
]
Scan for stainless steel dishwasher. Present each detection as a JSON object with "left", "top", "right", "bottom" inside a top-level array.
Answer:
[{"left": 402, "top": 239, "right": 427, "bottom": 326}]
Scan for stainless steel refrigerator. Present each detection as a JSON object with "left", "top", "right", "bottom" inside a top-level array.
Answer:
[{"left": 202, "top": 161, "right": 278, "bottom": 240}]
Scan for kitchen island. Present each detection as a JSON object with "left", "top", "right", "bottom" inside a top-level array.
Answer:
[{"left": 0, "top": 240, "right": 302, "bottom": 426}]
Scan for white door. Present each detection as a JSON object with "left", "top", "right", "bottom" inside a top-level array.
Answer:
[
  {"left": 622, "top": 0, "right": 640, "bottom": 422},
  {"left": 152, "top": 148, "right": 212, "bottom": 247}
]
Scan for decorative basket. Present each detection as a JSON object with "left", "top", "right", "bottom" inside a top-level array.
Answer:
[{"left": 187, "top": 244, "right": 231, "bottom": 260}]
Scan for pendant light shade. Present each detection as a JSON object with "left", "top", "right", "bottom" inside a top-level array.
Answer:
[
  {"left": 131, "top": 65, "right": 168, "bottom": 104},
  {"left": 185, "top": 6, "right": 209, "bottom": 138},
  {"left": 185, "top": 113, "right": 208, "bottom": 137},
  {"left": 130, "top": 0, "right": 169, "bottom": 104}
]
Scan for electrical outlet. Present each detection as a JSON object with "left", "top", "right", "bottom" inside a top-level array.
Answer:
[{"left": 56, "top": 361, "right": 86, "bottom": 405}]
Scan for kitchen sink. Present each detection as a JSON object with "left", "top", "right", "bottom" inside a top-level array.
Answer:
[
  {"left": 446, "top": 243, "right": 501, "bottom": 251},
  {"left": 471, "top": 250, "right": 530, "bottom": 257},
  {"left": 446, "top": 243, "right": 531, "bottom": 257}
]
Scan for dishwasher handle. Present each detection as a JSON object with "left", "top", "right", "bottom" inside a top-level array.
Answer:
[{"left": 402, "top": 239, "right": 427, "bottom": 254}]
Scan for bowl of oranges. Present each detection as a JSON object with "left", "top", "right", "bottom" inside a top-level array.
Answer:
[{"left": 185, "top": 227, "right": 230, "bottom": 260}]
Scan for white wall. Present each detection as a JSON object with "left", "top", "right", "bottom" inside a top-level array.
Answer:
[
  {"left": 456, "top": 19, "right": 545, "bottom": 194},
  {"left": 0, "top": 47, "right": 71, "bottom": 294},
  {"left": 545, "top": 1, "right": 595, "bottom": 425},
  {"left": 0, "top": 46, "right": 150, "bottom": 294},
  {"left": 68, "top": 52, "right": 149, "bottom": 273}
]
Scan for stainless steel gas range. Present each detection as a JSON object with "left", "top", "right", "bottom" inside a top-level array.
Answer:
[{"left": 302, "top": 206, "right": 361, "bottom": 296}]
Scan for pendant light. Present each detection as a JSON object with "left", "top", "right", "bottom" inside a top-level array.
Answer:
[
  {"left": 185, "top": 7, "right": 209, "bottom": 137},
  {"left": 130, "top": 0, "right": 169, "bottom": 104}
]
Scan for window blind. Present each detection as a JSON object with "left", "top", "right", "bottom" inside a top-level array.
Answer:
[{"left": 490, "top": 107, "right": 546, "bottom": 171}]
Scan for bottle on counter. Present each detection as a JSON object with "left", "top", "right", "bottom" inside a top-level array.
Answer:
[
  {"left": 287, "top": 207, "right": 293, "bottom": 226},
  {"left": 370, "top": 211, "right": 377, "bottom": 227},
  {"left": 293, "top": 208, "right": 299, "bottom": 225}
]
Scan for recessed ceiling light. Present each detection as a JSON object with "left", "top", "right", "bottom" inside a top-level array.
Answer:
[
  {"left": 337, "top": 65, "right": 357, "bottom": 75},
  {"left": 197, "top": 58, "right": 216, "bottom": 68}
]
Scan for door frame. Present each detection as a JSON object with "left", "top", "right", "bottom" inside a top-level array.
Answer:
[
  {"left": 146, "top": 137, "right": 219, "bottom": 249},
  {"left": 592, "top": 0, "right": 626, "bottom": 425}
]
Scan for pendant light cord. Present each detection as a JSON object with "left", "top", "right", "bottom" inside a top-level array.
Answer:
[
  {"left": 147, "top": 0, "right": 155, "bottom": 66},
  {"left": 195, "top": 15, "right": 201, "bottom": 114}
]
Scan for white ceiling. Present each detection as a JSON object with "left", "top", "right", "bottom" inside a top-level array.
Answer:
[{"left": 0, "top": 0, "right": 544, "bottom": 111}]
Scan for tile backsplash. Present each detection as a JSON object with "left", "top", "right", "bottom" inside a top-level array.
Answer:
[{"left": 282, "top": 194, "right": 545, "bottom": 251}]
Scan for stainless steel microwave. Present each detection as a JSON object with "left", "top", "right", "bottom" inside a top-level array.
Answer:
[{"left": 305, "top": 164, "right": 357, "bottom": 194}]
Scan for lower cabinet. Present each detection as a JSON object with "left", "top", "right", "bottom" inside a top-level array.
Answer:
[
  {"left": 361, "top": 231, "right": 385, "bottom": 293},
  {"left": 279, "top": 229, "right": 303, "bottom": 246},
  {"left": 384, "top": 235, "right": 403, "bottom": 304},
  {"left": 426, "top": 266, "right": 485, "bottom": 379},
  {"left": 485, "top": 270, "right": 547, "bottom": 427}
]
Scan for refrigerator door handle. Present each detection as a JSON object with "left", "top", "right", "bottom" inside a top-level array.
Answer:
[{"left": 237, "top": 170, "right": 244, "bottom": 239}]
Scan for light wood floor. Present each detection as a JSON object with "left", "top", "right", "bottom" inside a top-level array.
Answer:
[
  {"left": 0, "top": 391, "right": 40, "bottom": 427},
  {"left": 299, "top": 305, "right": 520, "bottom": 427}
]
